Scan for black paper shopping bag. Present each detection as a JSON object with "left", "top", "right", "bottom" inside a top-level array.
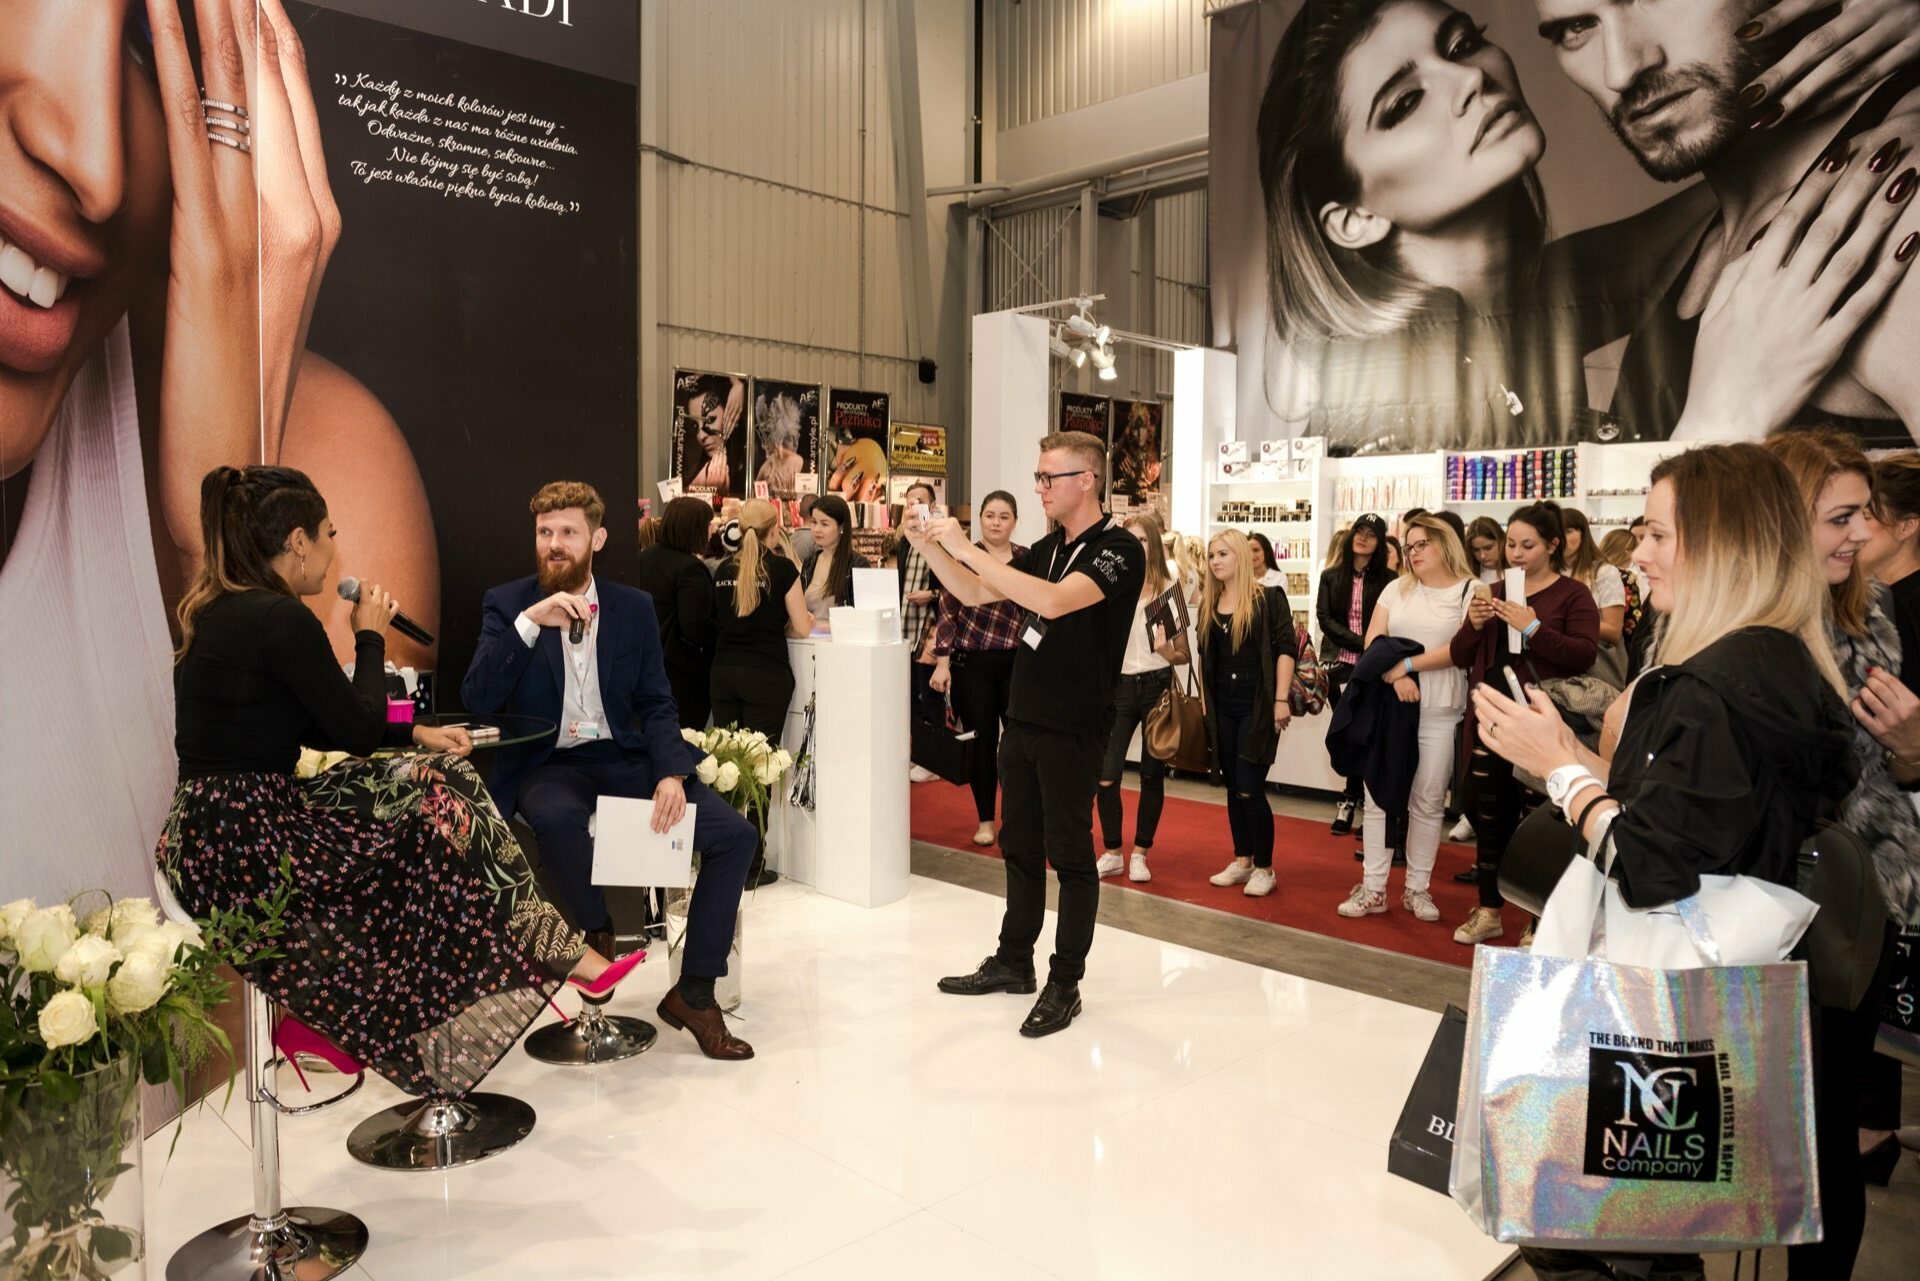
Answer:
[{"left": 1387, "top": 1004, "right": 1468, "bottom": 1195}]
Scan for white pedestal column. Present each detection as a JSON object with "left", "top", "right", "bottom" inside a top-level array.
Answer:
[{"left": 771, "top": 638, "right": 911, "bottom": 908}]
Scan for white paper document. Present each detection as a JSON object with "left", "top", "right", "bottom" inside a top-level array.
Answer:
[
  {"left": 591, "top": 796, "right": 697, "bottom": 889},
  {"left": 852, "top": 567, "right": 900, "bottom": 611}
]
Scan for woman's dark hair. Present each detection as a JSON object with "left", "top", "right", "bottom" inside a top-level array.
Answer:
[
  {"left": 1336, "top": 521, "right": 1390, "bottom": 579},
  {"left": 1508, "top": 501, "right": 1567, "bottom": 571},
  {"left": 1873, "top": 450, "right": 1920, "bottom": 528},
  {"left": 1432, "top": 509, "right": 1467, "bottom": 547},
  {"left": 175, "top": 465, "right": 328, "bottom": 658},
  {"left": 979, "top": 489, "right": 1019, "bottom": 518},
  {"left": 1248, "top": 531, "right": 1278, "bottom": 574},
  {"left": 811, "top": 494, "right": 856, "bottom": 601},
  {"left": 658, "top": 495, "right": 715, "bottom": 555},
  {"left": 1257, "top": 0, "right": 1546, "bottom": 343}
]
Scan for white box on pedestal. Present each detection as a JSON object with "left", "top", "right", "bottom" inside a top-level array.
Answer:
[{"left": 830, "top": 606, "right": 901, "bottom": 645}]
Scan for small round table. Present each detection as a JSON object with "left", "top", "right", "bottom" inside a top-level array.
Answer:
[{"left": 410, "top": 712, "right": 557, "bottom": 749}]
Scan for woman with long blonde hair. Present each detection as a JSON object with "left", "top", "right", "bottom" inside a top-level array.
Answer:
[
  {"left": 710, "top": 499, "right": 812, "bottom": 741},
  {"left": 1095, "top": 512, "right": 1186, "bottom": 883},
  {"left": 1197, "top": 529, "right": 1298, "bottom": 897},
  {"left": 1334, "top": 515, "right": 1472, "bottom": 925},
  {"left": 1470, "top": 442, "right": 1865, "bottom": 1280}
]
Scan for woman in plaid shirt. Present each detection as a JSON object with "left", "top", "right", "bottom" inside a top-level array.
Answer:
[{"left": 930, "top": 492, "right": 1027, "bottom": 847}]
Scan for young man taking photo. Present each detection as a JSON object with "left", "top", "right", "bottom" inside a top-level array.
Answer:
[{"left": 904, "top": 432, "right": 1145, "bottom": 1038}]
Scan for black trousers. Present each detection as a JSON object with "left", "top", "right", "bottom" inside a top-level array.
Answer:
[
  {"left": 666, "top": 655, "right": 712, "bottom": 731},
  {"left": 952, "top": 648, "right": 1016, "bottom": 823},
  {"left": 1324, "top": 663, "right": 1365, "bottom": 804},
  {"left": 1472, "top": 744, "right": 1535, "bottom": 909},
  {"left": 514, "top": 740, "right": 756, "bottom": 977},
  {"left": 994, "top": 719, "right": 1102, "bottom": 986},
  {"left": 1213, "top": 673, "right": 1275, "bottom": 869},
  {"left": 1097, "top": 667, "right": 1171, "bottom": 850},
  {"left": 1788, "top": 923, "right": 1901, "bottom": 1280},
  {"left": 710, "top": 663, "right": 795, "bottom": 741}
]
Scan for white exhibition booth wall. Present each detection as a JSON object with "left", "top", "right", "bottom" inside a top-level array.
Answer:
[{"left": 968, "top": 309, "right": 1680, "bottom": 795}]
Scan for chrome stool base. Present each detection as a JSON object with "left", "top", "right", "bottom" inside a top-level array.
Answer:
[
  {"left": 524, "top": 999, "right": 657, "bottom": 1065},
  {"left": 346, "top": 1093, "right": 535, "bottom": 1171},
  {"left": 165, "top": 1206, "right": 368, "bottom": 1281}
]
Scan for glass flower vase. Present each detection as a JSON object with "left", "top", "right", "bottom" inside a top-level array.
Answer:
[{"left": 0, "top": 1056, "right": 146, "bottom": 1281}]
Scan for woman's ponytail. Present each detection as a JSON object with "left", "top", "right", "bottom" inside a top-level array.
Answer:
[{"left": 175, "top": 465, "right": 328, "bottom": 660}]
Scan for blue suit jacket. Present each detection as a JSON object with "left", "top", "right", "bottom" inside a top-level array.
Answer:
[{"left": 460, "top": 575, "right": 698, "bottom": 817}]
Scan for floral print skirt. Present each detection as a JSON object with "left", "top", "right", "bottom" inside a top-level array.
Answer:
[{"left": 156, "top": 753, "right": 584, "bottom": 1100}]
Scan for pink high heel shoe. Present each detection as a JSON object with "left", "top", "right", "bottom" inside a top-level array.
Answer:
[
  {"left": 566, "top": 949, "right": 647, "bottom": 1001},
  {"left": 272, "top": 1015, "right": 366, "bottom": 1093}
]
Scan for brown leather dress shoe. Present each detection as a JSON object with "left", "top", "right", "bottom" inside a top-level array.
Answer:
[{"left": 657, "top": 987, "right": 755, "bottom": 1060}]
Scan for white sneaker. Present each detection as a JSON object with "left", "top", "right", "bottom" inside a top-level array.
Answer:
[
  {"left": 1096, "top": 853, "right": 1125, "bottom": 878},
  {"left": 1337, "top": 884, "right": 1387, "bottom": 917},
  {"left": 1209, "top": 861, "right": 1253, "bottom": 887},
  {"left": 909, "top": 765, "right": 937, "bottom": 783},
  {"left": 1403, "top": 888, "right": 1440, "bottom": 922},
  {"left": 1129, "top": 853, "right": 1152, "bottom": 883},
  {"left": 1448, "top": 816, "right": 1476, "bottom": 842},
  {"left": 1244, "top": 867, "right": 1277, "bottom": 897}
]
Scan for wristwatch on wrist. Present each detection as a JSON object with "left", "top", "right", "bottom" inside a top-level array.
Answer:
[{"left": 1544, "top": 763, "right": 1598, "bottom": 808}]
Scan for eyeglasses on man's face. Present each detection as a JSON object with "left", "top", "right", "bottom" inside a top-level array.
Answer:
[{"left": 1033, "top": 469, "right": 1091, "bottom": 491}]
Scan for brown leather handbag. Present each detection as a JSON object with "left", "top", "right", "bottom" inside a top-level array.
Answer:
[{"left": 1143, "top": 666, "right": 1210, "bottom": 774}]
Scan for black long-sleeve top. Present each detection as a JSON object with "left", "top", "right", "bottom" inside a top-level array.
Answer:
[
  {"left": 1605, "top": 627, "right": 1855, "bottom": 907},
  {"left": 633, "top": 545, "right": 717, "bottom": 677},
  {"left": 174, "top": 590, "right": 413, "bottom": 778}
]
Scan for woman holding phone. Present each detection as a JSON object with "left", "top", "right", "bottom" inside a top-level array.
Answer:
[{"left": 1447, "top": 503, "right": 1599, "bottom": 946}]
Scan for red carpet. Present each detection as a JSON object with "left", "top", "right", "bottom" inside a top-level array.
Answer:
[{"left": 910, "top": 779, "right": 1498, "bottom": 968}]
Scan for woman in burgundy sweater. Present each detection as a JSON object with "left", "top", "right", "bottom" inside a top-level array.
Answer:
[{"left": 1447, "top": 503, "right": 1599, "bottom": 946}]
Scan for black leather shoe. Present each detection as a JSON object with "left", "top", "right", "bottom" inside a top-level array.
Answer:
[
  {"left": 937, "top": 955, "right": 1037, "bottom": 996},
  {"left": 1019, "top": 981, "right": 1082, "bottom": 1038},
  {"left": 1453, "top": 866, "right": 1480, "bottom": 885}
]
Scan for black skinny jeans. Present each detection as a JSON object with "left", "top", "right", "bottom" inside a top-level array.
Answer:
[
  {"left": 1098, "top": 667, "right": 1172, "bottom": 851},
  {"left": 951, "top": 648, "right": 1016, "bottom": 823},
  {"left": 1212, "top": 670, "right": 1274, "bottom": 869},
  {"left": 1324, "top": 663, "right": 1365, "bottom": 804},
  {"left": 1471, "top": 744, "right": 1536, "bottom": 910}
]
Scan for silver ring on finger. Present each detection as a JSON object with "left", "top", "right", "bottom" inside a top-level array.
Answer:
[{"left": 202, "top": 94, "right": 252, "bottom": 154}]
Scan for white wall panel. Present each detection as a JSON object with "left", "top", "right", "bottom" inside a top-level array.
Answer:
[{"left": 994, "top": 0, "right": 1209, "bottom": 131}]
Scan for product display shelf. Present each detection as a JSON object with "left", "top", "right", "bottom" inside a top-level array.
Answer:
[{"left": 1208, "top": 457, "right": 1329, "bottom": 627}]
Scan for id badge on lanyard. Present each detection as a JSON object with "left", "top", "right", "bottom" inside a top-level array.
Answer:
[{"left": 1020, "top": 522, "right": 1101, "bottom": 651}]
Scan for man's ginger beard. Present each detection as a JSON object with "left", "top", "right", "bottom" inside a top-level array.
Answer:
[{"left": 538, "top": 545, "right": 592, "bottom": 594}]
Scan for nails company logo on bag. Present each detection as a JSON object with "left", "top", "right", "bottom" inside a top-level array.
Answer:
[{"left": 1582, "top": 1034, "right": 1733, "bottom": 1183}]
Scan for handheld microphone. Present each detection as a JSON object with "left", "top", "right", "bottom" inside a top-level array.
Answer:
[
  {"left": 336, "top": 577, "right": 435, "bottom": 646},
  {"left": 569, "top": 602, "right": 598, "bottom": 646}
]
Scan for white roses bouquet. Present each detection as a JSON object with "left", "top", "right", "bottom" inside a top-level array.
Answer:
[
  {"left": 1, "top": 879, "right": 289, "bottom": 1279},
  {"left": 680, "top": 725, "right": 800, "bottom": 837}
]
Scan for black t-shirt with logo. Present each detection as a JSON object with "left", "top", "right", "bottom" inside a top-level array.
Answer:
[
  {"left": 713, "top": 552, "right": 801, "bottom": 673},
  {"left": 1005, "top": 516, "right": 1146, "bottom": 737}
]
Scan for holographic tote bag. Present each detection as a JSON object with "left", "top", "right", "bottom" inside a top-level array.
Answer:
[{"left": 1450, "top": 892, "right": 1820, "bottom": 1254}]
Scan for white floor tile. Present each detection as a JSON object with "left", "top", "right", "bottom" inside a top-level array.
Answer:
[
  {"left": 774, "top": 1211, "right": 1056, "bottom": 1281},
  {"left": 931, "top": 1081, "right": 1511, "bottom": 1281},
  {"left": 1203, "top": 994, "right": 1447, "bottom": 1144},
  {"left": 141, "top": 875, "right": 1508, "bottom": 1281}
]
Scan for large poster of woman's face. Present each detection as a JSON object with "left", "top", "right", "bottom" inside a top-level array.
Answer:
[
  {"left": 751, "top": 378, "right": 821, "bottom": 500},
  {"left": 0, "top": 0, "right": 638, "bottom": 899},
  {"left": 1210, "top": 0, "right": 1920, "bottom": 457},
  {"left": 673, "top": 369, "right": 749, "bottom": 502}
]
